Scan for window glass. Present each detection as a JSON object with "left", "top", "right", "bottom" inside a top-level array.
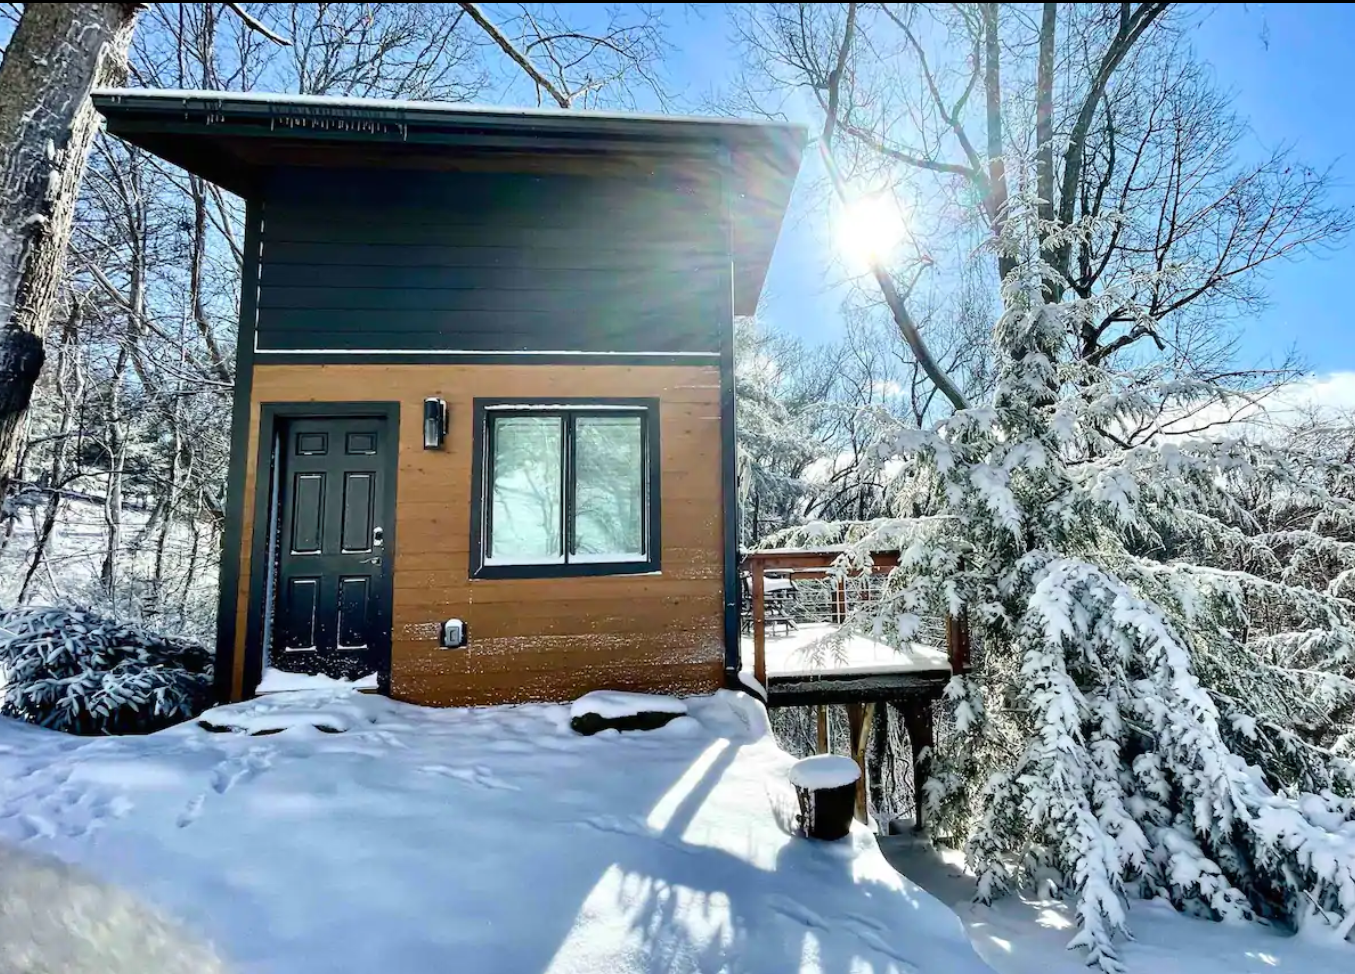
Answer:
[
  {"left": 488, "top": 416, "right": 563, "bottom": 562},
  {"left": 572, "top": 415, "right": 645, "bottom": 560}
]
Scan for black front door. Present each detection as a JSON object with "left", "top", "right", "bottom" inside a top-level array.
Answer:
[{"left": 271, "top": 415, "right": 394, "bottom": 682}]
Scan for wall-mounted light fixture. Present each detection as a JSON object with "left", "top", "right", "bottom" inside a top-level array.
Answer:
[{"left": 423, "top": 397, "right": 448, "bottom": 449}]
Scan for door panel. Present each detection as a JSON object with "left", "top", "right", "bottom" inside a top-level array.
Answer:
[
  {"left": 291, "top": 473, "right": 326, "bottom": 553},
  {"left": 340, "top": 472, "right": 373, "bottom": 551},
  {"left": 281, "top": 577, "right": 320, "bottom": 650},
  {"left": 337, "top": 576, "right": 370, "bottom": 649},
  {"left": 272, "top": 414, "right": 392, "bottom": 681}
]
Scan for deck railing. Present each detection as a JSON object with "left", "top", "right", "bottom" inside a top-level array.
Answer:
[{"left": 740, "top": 548, "right": 970, "bottom": 687}]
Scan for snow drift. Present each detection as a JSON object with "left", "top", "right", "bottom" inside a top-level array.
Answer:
[{"left": 0, "top": 688, "right": 990, "bottom": 974}]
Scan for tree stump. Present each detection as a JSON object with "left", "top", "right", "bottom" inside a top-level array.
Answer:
[{"left": 789, "top": 755, "right": 861, "bottom": 841}]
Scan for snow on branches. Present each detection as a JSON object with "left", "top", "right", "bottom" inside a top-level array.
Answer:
[
  {"left": 0, "top": 605, "right": 213, "bottom": 735},
  {"left": 770, "top": 194, "right": 1355, "bottom": 968}
]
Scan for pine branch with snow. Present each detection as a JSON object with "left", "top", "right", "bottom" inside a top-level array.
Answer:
[
  {"left": 0, "top": 604, "right": 213, "bottom": 735},
  {"left": 767, "top": 192, "right": 1355, "bottom": 968}
]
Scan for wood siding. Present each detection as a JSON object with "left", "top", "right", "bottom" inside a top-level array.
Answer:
[
  {"left": 255, "top": 168, "right": 729, "bottom": 354},
  {"left": 234, "top": 364, "right": 725, "bottom": 706}
]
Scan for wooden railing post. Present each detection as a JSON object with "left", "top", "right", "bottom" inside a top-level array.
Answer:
[
  {"left": 900, "top": 701, "right": 933, "bottom": 832},
  {"left": 945, "top": 613, "right": 971, "bottom": 674},
  {"left": 751, "top": 560, "right": 767, "bottom": 686},
  {"left": 846, "top": 702, "right": 873, "bottom": 824}
]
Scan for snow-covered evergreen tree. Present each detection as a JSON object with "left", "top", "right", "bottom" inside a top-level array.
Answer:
[{"left": 775, "top": 195, "right": 1355, "bottom": 968}]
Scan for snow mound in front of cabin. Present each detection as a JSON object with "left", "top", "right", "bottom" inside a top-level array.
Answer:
[
  {"left": 569, "top": 690, "right": 688, "bottom": 720},
  {"left": 256, "top": 667, "right": 378, "bottom": 694},
  {"left": 0, "top": 689, "right": 991, "bottom": 974}
]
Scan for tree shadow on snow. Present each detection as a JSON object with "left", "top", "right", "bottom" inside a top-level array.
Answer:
[{"left": 538, "top": 731, "right": 979, "bottom": 974}]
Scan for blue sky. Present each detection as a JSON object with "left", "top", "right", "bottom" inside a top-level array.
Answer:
[
  {"left": 1187, "top": 4, "right": 1355, "bottom": 374},
  {"left": 648, "top": 4, "right": 1355, "bottom": 375}
]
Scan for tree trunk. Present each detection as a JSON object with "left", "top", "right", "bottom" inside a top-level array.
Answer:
[
  {"left": 17, "top": 300, "right": 83, "bottom": 602},
  {"left": 981, "top": 0, "right": 1012, "bottom": 282},
  {"left": 1035, "top": 3, "right": 1057, "bottom": 227},
  {"left": 179, "top": 515, "right": 203, "bottom": 622},
  {"left": 0, "top": 2, "right": 140, "bottom": 512},
  {"left": 100, "top": 346, "right": 129, "bottom": 600}
]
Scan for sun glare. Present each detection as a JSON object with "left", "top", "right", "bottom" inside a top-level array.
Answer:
[{"left": 836, "top": 193, "right": 907, "bottom": 266}]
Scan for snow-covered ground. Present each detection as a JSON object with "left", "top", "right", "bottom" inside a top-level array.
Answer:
[
  {"left": 0, "top": 689, "right": 988, "bottom": 974},
  {"left": 879, "top": 831, "right": 1355, "bottom": 974},
  {"left": 743, "top": 622, "right": 951, "bottom": 677},
  {"left": 2, "top": 686, "right": 1347, "bottom": 974}
]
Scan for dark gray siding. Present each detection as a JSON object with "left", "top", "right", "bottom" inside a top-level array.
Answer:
[{"left": 255, "top": 168, "right": 729, "bottom": 354}]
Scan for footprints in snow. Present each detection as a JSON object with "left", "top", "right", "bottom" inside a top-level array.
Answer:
[
  {"left": 578, "top": 813, "right": 655, "bottom": 840},
  {"left": 768, "top": 895, "right": 830, "bottom": 932},
  {"left": 768, "top": 895, "right": 916, "bottom": 969},
  {"left": 176, "top": 794, "right": 205, "bottom": 829},
  {"left": 177, "top": 746, "right": 274, "bottom": 829},
  {"left": 211, "top": 748, "right": 273, "bottom": 794},
  {"left": 0, "top": 761, "right": 132, "bottom": 841},
  {"left": 417, "top": 764, "right": 519, "bottom": 792}
]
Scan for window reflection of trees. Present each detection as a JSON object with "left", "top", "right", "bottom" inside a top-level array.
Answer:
[
  {"left": 488, "top": 412, "right": 646, "bottom": 563},
  {"left": 490, "top": 417, "right": 562, "bottom": 560},
  {"left": 573, "top": 417, "right": 643, "bottom": 557}
]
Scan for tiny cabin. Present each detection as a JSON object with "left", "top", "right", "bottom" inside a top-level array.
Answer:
[{"left": 93, "top": 90, "right": 805, "bottom": 708}]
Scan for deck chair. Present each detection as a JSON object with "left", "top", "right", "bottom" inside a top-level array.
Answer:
[{"left": 740, "top": 572, "right": 799, "bottom": 636}]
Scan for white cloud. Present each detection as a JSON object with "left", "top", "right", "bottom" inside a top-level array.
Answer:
[
  {"left": 1266, "top": 371, "right": 1355, "bottom": 418},
  {"left": 1155, "top": 371, "right": 1355, "bottom": 441}
]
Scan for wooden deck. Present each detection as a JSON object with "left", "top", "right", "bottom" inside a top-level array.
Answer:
[
  {"left": 743, "top": 623, "right": 951, "bottom": 707},
  {"left": 740, "top": 547, "right": 969, "bottom": 708},
  {"left": 739, "top": 547, "right": 971, "bottom": 827}
]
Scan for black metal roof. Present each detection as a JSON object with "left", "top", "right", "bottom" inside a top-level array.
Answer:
[{"left": 91, "top": 89, "right": 807, "bottom": 317}]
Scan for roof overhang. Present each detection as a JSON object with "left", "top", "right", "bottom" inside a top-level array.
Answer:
[{"left": 91, "top": 89, "right": 806, "bottom": 317}]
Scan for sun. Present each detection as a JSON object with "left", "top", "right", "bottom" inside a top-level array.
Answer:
[{"left": 835, "top": 192, "right": 907, "bottom": 267}]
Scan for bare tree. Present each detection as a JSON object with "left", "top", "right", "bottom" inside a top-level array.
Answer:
[
  {"left": 5, "top": 2, "right": 679, "bottom": 620},
  {"left": 730, "top": 3, "right": 1349, "bottom": 414},
  {"left": 0, "top": 3, "right": 140, "bottom": 509},
  {"left": 459, "top": 2, "right": 671, "bottom": 109},
  {"left": 0, "top": 2, "right": 297, "bottom": 521},
  {"left": 285, "top": 3, "right": 487, "bottom": 100}
]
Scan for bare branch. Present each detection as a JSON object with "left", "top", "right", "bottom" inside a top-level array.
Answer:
[
  {"left": 822, "top": 1, "right": 857, "bottom": 148},
  {"left": 815, "top": 5, "right": 967, "bottom": 412},
  {"left": 457, "top": 2, "right": 571, "bottom": 107},
  {"left": 818, "top": 143, "right": 968, "bottom": 412},
  {"left": 223, "top": 2, "right": 291, "bottom": 47},
  {"left": 879, "top": 5, "right": 987, "bottom": 186},
  {"left": 1036, "top": 3, "right": 1057, "bottom": 226},
  {"left": 1056, "top": 3, "right": 1170, "bottom": 240}
]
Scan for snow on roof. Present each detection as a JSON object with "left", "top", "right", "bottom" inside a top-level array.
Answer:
[{"left": 91, "top": 88, "right": 805, "bottom": 140}]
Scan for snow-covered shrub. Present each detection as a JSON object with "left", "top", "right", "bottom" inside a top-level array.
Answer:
[
  {"left": 0, "top": 605, "right": 213, "bottom": 735},
  {"left": 768, "top": 195, "right": 1355, "bottom": 969}
]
